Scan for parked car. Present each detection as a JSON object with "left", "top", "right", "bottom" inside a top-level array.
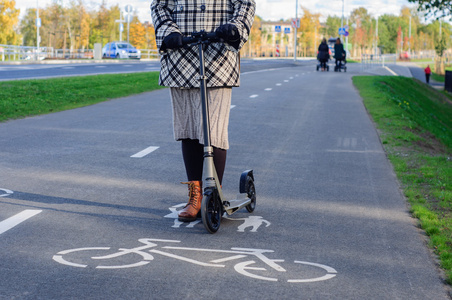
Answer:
[{"left": 102, "top": 42, "right": 141, "bottom": 59}]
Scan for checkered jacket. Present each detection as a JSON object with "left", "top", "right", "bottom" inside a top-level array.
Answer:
[{"left": 151, "top": 0, "right": 256, "bottom": 88}]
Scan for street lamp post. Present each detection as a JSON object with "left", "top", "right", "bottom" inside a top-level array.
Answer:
[
  {"left": 294, "top": 0, "right": 298, "bottom": 61},
  {"left": 36, "top": 0, "right": 40, "bottom": 60},
  {"left": 341, "top": 0, "right": 344, "bottom": 33}
]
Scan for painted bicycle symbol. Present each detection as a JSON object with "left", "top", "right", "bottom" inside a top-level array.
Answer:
[
  {"left": 0, "top": 188, "right": 13, "bottom": 197},
  {"left": 53, "top": 238, "right": 337, "bottom": 283}
]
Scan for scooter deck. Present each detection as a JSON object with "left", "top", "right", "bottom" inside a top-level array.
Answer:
[{"left": 223, "top": 194, "right": 252, "bottom": 215}]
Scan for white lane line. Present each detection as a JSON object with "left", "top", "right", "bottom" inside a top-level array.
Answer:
[
  {"left": 95, "top": 66, "right": 106, "bottom": 68},
  {"left": 123, "top": 65, "right": 133, "bottom": 67},
  {"left": 230, "top": 105, "right": 236, "bottom": 109},
  {"left": 265, "top": 88, "right": 272, "bottom": 91},
  {"left": 0, "top": 210, "right": 42, "bottom": 235},
  {"left": 276, "top": 83, "right": 282, "bottom": 86},
  {"left": 384, "top": 66, "right": 398, "bottom": 76},
  {"left": 61, "top": 67, "right": 74, "bottom": 69},
  {"left": 284, "top": 80, "right": 289, "bottom": 82},
  {"left": 249, "top": 95, "right": 258, "bottom": 98},
  {"left": 131, "top": 146, "right": 159, "bottom": 158}
]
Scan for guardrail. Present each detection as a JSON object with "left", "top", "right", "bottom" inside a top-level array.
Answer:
[
  {"left": 0, "top": 44, "right": 51, "bottom": 61},
  {"left": 0, "top": 45, "right": 160, "bottom": 61},
  {"left": 361, "top": 54, "right": 397, "bottom": 72},
  {"left": 139, "top": 49, "right": 159, "bottom": 59}
]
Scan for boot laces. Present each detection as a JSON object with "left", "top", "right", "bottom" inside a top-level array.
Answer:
[{"left": 181, "top": 182, "right": 201, "bottom": 208}]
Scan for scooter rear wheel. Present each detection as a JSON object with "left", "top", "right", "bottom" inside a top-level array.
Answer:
[
  {"left": 201, "top": 188, "right": 222, "bottom": 234},
  {"left": 245, "top": 176, "right": 256, "bottom": 213}
]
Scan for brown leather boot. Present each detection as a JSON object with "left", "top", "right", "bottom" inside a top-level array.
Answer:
[{"left": 178, "top": 181, "right": 202, "bottom": 222}]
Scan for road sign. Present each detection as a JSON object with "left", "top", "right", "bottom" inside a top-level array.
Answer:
[
  {"left": 275, "top": 25, "right": 281, "bottom": 33},
  {"left": 338, "top": 27, "right": 346, "bottom": 35},
  {"left": 36, "top": 18, "right": 41, "bottom": 28},
  {"left": 292, "top": 18, "right": 300, "bottom": 28},
  {"left": 125, "top": 4, "right": 133, "bottom": 13},
  {"left": 120, "top": 23, "right": 124, "bottom": 32},
  {"left": 284, "top": 27, "right": 291, "bottom": 34}
]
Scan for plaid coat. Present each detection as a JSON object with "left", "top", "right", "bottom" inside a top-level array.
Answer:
[{"left": 151, "top": 0, "right": 256, "bottom": 88}]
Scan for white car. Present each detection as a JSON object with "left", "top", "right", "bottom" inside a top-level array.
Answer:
[{"left": 102, "top": 42, "right": 141, "bottom": 59}]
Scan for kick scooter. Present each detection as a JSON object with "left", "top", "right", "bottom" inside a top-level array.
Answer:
[{"left": 181, "top": 31, "right": 256, "bottom": 234}]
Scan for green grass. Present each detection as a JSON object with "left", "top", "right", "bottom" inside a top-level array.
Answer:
[
  {"left": 0, "top": 72, "right": 164, "bottom": 122},
  {"left": 353, "top": 76, "right": 452, "bottom": 284}
]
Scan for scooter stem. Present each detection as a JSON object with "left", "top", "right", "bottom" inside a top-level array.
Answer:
[
  {"left": 198, "top": 42, "right": 211, "bottom": 149},
  {"left": 198, "top": 41, "right": 216, "bottom": 189}
]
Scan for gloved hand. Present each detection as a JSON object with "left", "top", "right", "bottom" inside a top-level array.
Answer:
[
  {"left": 162, "top": 32, "right": 183, "bottom": 50},
  {"left": 215, "top": 24, "right": 240, "bottom": 43}
]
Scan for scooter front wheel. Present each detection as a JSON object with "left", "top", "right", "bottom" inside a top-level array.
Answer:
[
  {"left": 201, "top": 188, "right": 222, "bottom": 234},
  {"left": 245, "top": 176, "right": 256, "bottom": 213}
]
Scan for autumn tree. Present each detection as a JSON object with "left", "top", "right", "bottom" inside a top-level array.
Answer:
[
  {"left": 298, "top": 6, "right": 320, "bottom": 56},
  {"left": 144, "top": 22, "right": 157, "bottom": 50},
  {"left": 242, "top": 15, "right": 262, "bottom": 56},
  {"left": 349, "top": 7, "right": 373, "bottom": 56},
  {"left": 66, "top": 0, "right": 90, "bottom": 50},
  {"left": 0, "top": 0, "right": 20, "bottom": 44},
  {"left": 129, "top": 16, "right": 146, "bottom": 48}
]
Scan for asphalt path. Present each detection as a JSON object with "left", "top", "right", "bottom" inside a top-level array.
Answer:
[{"left": 0, "top": 62, "right": 450, "bottom": 299}]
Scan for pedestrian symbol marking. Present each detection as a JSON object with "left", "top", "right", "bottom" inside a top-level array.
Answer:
[{"left": 165, "top": 203, "right": 271, "bottom": 232}]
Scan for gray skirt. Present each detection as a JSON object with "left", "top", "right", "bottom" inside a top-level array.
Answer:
[{"left": 170, "top": 87, "right": 232, "bottom": 150}]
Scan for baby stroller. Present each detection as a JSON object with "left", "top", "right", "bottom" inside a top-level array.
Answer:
[
  {"left": 334, "top": 59, "right": 347, "bottom": 72},
  {"left": 316, "top": 59, "right": 329, "bottom": 71},
  {"left": 316, "top": 49, "right": 330, "bottom": 72}
]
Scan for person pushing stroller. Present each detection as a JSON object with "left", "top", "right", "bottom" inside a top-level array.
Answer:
[
  {"left": 317, "top": 38, "right": 330, "bottom": 71},
  {"left": 334, "top": 38, "right": 346, "bottom": 72}
]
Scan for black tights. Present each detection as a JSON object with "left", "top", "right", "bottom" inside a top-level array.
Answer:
[{"left": 181, "top": 139, "right": 227, "bottom": 185}]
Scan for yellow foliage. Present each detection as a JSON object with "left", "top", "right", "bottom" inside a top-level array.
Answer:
[
  {"left": 0, "top": 0, "right": 20, "bottom": 44},
  {"left": 129, "top": 19, "right": 146, "bottom": 49}
]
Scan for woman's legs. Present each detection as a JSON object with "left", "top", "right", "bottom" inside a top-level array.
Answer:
[
  {"left": 181, "top": 138, "right": 227, "bottom": 184},
  {"left": 178, "top": 139, "right": 227, "bottom": 221}
]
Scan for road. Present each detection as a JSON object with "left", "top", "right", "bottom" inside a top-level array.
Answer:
[
  {"left": 0, "top": 59, "right": 310, "bottom": 81},
  {"left": 0, "top": 61, "right": 450, "bottom": 299}
]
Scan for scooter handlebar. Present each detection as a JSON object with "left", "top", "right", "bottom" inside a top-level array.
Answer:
[{"left": 181, "top": 32, "right": 220, "bottom": 46}]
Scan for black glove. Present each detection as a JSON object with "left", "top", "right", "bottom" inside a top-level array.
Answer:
[
  {"left": 215, "top": 24, "right": 240, "bottom": 43},
  {"left": 162, "top": 32, "right": 183, "bottom": 51}
]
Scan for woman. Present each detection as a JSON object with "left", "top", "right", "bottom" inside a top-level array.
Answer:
[
  {"left": 424, "top": 65, "right": 431, "bottom": 84},
  {"left": 334, "top": 38, "right": 345, "bottom": 70},
  {"left": 318, "top": 38, "right": 330, "bottom": 71},
  {"left": 151, "top": 0, "right": 256, "bottom": 222}
]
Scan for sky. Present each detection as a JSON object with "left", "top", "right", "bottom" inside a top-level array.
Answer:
[{"left": 15, "top": 0, "right": 417, "bottom": 24}]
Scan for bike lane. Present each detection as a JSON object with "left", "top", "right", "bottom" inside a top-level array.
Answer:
[{"left": 0, "top": 63, "right": 450, "bottom": 299}]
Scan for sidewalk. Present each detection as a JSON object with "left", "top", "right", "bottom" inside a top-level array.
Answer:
[{"left": 363, "top": 62, "right": 444, "bottom": 90}]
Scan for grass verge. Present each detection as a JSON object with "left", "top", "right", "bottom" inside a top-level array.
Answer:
[
  {"left": 0, "top": 72, "right": 164, "bottom": 122},
  {"left": 353, "top": 75, "right": 452, "bottom": 284}
]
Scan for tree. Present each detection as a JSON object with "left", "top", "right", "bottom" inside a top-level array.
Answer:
[
  {"left": 0, "top": 0, "right": 20, "bottom": 44},
  {"left": 298, "top": 6, "right": 320, "bottom": 56},
  {"left": 242, "top": 15, "right": 262, "bottom": 57},
  {"left": 408, "top": 0, "right": 452, "bottom": 20},
  {"left": 20, "top": 8, "right": 37, "bottom": 46},
  {"left": 323, "top": 16, "right": 341, "bottom": 39},
  {"left": 349, "top": 7, "right": 373, "bottom": 56},
  {"left": 129, "top": 16, "right": 146, "bottom": 48}
]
